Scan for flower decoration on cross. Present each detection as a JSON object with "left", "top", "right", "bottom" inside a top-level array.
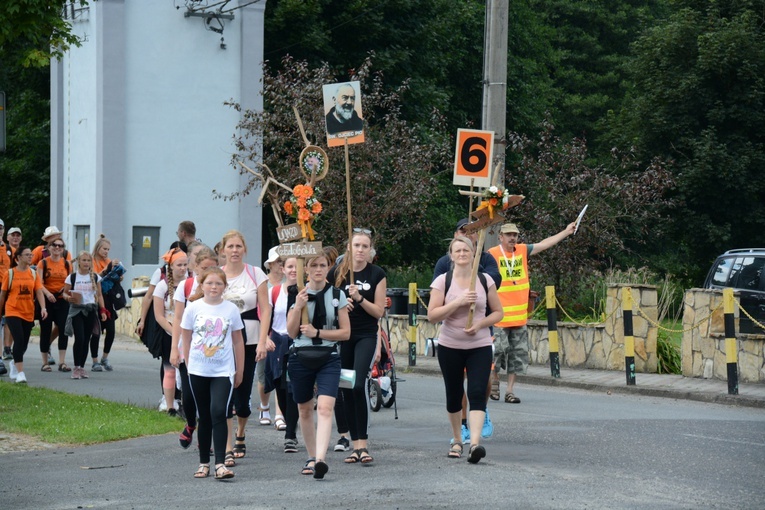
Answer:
[
  {"left": 284, "top": 184, "right": 323, "bottom": 240},
  {"left": 479, "top": 186, "right": 511, "bottom": 219}
]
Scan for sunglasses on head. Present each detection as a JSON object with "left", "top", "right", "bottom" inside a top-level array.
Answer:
[{"left": 353, "top": 228, "right": 372, "bottom": 235}]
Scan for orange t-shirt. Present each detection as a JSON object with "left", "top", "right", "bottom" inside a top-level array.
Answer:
[
  {"left": 40, "top": 257, "right": 71, "bottom": 294},
  {"left": 32, "top": 245, "right": 72, "bottom": 266},
  {"left": 2, "top": 267, "right": 43, "bottom": 321},
  {"left": 93, "top": 257, "right": 112, "bottom": 276},
  {"left": 0, "top": 243, "right": 10, "bottom": 290}
]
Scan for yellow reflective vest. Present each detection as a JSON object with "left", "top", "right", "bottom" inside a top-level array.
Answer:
[{"left": 488, "top": 244, "right": 530, "bottom": 327}]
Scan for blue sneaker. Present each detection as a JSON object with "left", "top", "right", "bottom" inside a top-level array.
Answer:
[
  {"left": 481, "top": 410, "right": 494, "bottom": 439},
  {"left": 461, "top": 424, "right": 471, "bottom": 444}
]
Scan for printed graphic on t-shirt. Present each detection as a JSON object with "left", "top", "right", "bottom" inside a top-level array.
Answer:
[
  {"left": 191, "top": 314, "right": 231, "bottom": 360},
  {"left": 343, "top": 279, "right": 372, "bottom": 292}
]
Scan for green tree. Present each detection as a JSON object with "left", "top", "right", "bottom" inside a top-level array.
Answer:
[
  {"left": 531, "top": 0, "right": 666, "bottom": 152},
  {"left": 505, "top": 119, "right": 675, "bottom": 306},
  {"left": 0, "top": 0, "right": 87, "bottom": 68},
  {"left": 606, "top": 1, "right": 765, "bottom": 279}
]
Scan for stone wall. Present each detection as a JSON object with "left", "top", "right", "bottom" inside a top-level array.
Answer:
[
  {"left": 387, "top": 284, "right": 659, "bottom": 372},
  {"left": 682, "top": 288, "right": 765, "bottom": 382}
]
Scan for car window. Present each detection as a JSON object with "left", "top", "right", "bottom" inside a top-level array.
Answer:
[
  {"left": 734, "top": 256, "right": 764, "bottom": 291},
  {"left": 711, "top": 258, "right": 734, "bottom": 286}
]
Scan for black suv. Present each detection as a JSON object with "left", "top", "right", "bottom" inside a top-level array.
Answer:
[{"left": 704, "top": 249, "right": 765, "bottom": 334}]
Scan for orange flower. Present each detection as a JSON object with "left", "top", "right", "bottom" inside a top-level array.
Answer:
[
  {"left": 293, "top": 184, "right": 305, "bottom": 197},
  {"left": 284, "top": 201, "right": 294, "bottom": 215},
  {"left": 296, "top": 197, "right": 307, "bottom": 208},
  {"left": 300, "top": 186, "right": 314, "bottom": 199},
  {"left": 298, "top": 208, "right": 311, "bottom": 222},
  {"left": 489, "top": 198, "right": 498, "bottom": 206},
  {"left": 311, "top": 201, "right": 323, "bottom": 214}
]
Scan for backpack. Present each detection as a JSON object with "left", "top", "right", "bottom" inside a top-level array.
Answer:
[
  {"left": 444, "top": 269, "right": 489, "bottom": 313},
  {"left": 184, "top": 276, "right": 195, "bottom": 299}
]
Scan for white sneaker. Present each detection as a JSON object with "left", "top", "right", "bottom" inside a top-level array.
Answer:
[
  {"left": 173, "top": 399, "right": 181, "bottom": 412},
  {"left": 158, "top": 395, "right": 168, "bottom": 412},
  {"left": 15, "top": 371, "right": 27, "bottom": 384},
  {"left": 9, "top": 361, "right": 18, "bottom": 380}
]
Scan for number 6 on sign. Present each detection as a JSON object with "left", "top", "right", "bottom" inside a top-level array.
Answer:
[{"left": 453, "top": 128, "right": 494, "bottom": 188}]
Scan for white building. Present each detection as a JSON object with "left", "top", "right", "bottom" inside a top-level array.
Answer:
[{"left": 50, "top": 0, "right": 266, "bottom": 284}]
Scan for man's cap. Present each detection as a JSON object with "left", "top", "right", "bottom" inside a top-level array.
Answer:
[
  {"left": 500, "top": 223, "right": 520, "bottom": 234},
  {"left": 0, "top": 219, "right": 4, "bottom": 227},
  {"left": 455, "top": 218, "right": 470, "bottom": 231},
  {"left": 264, "top": 246, "right": 280, "bottom": 269},
  {"left": 41, "top": 226, "right": 63, "bottom": 241},
  {"left": 7, "top": 227, "right": 21, "bottom": 235}
]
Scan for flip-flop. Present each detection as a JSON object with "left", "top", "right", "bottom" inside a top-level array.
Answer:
[
  {"left": 344, "top": 450, "right": 361, "bottom": 464},
  {"left": 358, "top": 448, "right": 374, "bottom": 464}
]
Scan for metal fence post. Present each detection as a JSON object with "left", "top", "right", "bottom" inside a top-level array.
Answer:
[
  {"left": 723, "top": 288, "right": 739, "bottom": 395},
  {"left": 408, "top": 282, "right": 418, "bottom": 367},
  {"left": 622, "top": 287, "right": 636, "bottom": 385},
  {"left": 545, "top": 286, "right": 560, "bottom": 378}
]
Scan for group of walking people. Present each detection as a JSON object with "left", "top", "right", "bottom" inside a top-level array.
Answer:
[
  {"left": 136, "top": 224, "right": 386, "bottom": 481},
  {"left": 0, "top": 220, "right": 124, "bottom": 384}
]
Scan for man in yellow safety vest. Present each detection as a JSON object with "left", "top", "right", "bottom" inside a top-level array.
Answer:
[{"left": 488, "top": 221, "right": 575, "bottom": 403}]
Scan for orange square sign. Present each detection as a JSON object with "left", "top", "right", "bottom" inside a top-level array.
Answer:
[{"left": 453, "top": 129, "right": 493, "bottom": 187}]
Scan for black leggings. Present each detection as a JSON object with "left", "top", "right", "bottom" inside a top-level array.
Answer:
[
  {"left": 189, "top": 374, "right": 232, "bottom": 465},
  {"left": 437, "top": 344, "right": 492, "bottom": 413},
  {"left": 71, "top": 312, "right": 96, "bottom": 368},
  {"left": 232, "top": 344, "right": 257, "bottom": 418},
  {"left": 90, "top": 316, "right": 115, "bottom": 358},
  {"left": 340, "top": 334, "right": 377, "bottom": 441},
  {"left": 39, "top": 298, "right": 69, "bottom": 353},
  {"left": 178, "top": 362, "right": 196, "bottom": 428},
  {"left": 7, "top": 317, "right": 34, "bottom": 363}
]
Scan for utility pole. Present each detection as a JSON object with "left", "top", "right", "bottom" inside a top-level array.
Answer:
[{"left": 481, "top": 0, "right": 509, "bottom": 246}]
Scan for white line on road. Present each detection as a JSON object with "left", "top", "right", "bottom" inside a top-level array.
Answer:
[{"left": 683, "top": 434, "right": 765, "bottom": 447}]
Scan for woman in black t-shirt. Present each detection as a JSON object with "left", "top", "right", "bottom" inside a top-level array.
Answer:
[{"left": 328, "top": 229, "right": 386, "bottom": 464}]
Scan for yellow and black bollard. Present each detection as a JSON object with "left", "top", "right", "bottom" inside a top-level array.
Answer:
[
  {"left": 723, "top": 288, "right": 739, "bottom": 395},
  {"left": 408, "top": 282, "right": 418, "bottom": 367},
  {"left": 546, "top": 286, "right": 560, "bottom": 378},
  {"left": 622, "top": 287, "right": 636, "bottom": 385}
]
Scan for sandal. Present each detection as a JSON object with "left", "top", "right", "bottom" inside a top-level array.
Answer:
[
  {"left": 490, "top": 374, "right": 500, "bottom": 401},
  {"left": 233, "top": 432, "right": 246, "bottom": 458},
  {"left": 448, "top": 443, "right": 463, "bottom": 458},
  {"left": 41, "top": 364, "right": 52, "bottom": 372},
  {"left": 504, "top": 392, "right": 521, "bottom": 404},
  {"left": 193, "top": 463, "right": 210, "bottom": 478},
  {"left": 258, "top": 405, "right": 271, "bottom": 426},
  {"left": 58, "top": 363, "right": 71, "bottom": 372},
  {"left": 313, "top": 460, "right": 328, "bottom": 480},
  {"left": 467, "top": 444, "right": 486, "bottom": 464},
  {"left": 214, "top": 464, "right": 234, "bottom": 480},
  {"left": 301, "top": 457, "right": 316, "bottom": 475},
  {"left": 344, "top": 449, "right": 361, "bottom": 464},
  {"left": 358, "top": 448, "right": 374, "bottom": 464},
  {"left": 224, "top": 451, "right": 236, "bottom": 467},
  {"left": 273, "top": 415, "right": 287, "bottom": 431}
]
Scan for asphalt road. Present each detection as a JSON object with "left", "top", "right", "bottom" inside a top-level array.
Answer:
[{"left": 1, "top": 346, "right": 764, "bottom": 509}]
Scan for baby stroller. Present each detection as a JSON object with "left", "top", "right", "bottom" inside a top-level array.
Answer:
[{"left": 367, "top": 298, "right": 398, "bottom": 415}]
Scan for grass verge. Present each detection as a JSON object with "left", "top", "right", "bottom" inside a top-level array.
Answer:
[{"left": 0, "top": 381, "right": 181, "bottom": 445}]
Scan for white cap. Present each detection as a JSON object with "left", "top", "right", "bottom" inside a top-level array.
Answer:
[{"left": 264, "top": 246, "right": 280, "bottom": 269}]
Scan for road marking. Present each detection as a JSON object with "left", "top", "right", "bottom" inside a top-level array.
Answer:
[{"left": 683, "top": 434, "right": 765, "bottom": 447}]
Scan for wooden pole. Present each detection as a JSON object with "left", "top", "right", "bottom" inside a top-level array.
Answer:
[
  {"left": 297, "top": 258, "right": 309, "bottom": 324},
  {"left": 344, "top": 138, "right": 354, "bottom": 285},
  {"left": 465, "top": 228, "right": 487, "bottom": 329}
]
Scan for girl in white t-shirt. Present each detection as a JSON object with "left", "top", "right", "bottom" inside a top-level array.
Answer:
[
  {"left": 62, "top": 252, "right": 107, "bottom": 380},
  {"left": 181, "top": 268, "right": 244, "bottom": 480},
  {"left": 170, "top": 247, "right": 218, "bottom": 449},
  {"left": 152, "top": 249, "right": 188, "bottom": 415}
]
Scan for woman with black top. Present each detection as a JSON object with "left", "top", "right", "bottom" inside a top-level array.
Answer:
[{"left": 328, "top": 229, "right": 386, "bottom": 464}]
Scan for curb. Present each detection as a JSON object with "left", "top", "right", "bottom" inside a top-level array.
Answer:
[{"left": 400, "top": 365, "right": 765, "bottom": 410}]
